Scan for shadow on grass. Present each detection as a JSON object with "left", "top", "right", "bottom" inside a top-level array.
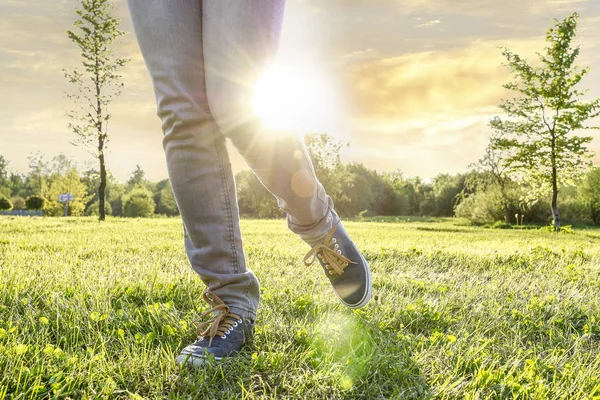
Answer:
[
  {"left": 354, "top": 216, "right": 449, "bottom": 224},
  {"left": 415, "top": 226, "right": 475, "bottom": 233}
]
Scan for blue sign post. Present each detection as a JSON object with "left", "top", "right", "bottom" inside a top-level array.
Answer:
[{"left": 58, "top": 194, "right": 74, "bottom": 217}]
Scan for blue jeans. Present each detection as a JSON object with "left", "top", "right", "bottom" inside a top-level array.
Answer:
[{"left": 127, "top": 0, "right": 338, "bottom": 320}]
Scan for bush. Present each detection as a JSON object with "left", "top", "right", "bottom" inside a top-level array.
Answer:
[
  {"left": 559, "top": 199, "right": 590, "bottom": 224},
  {"left": 539, "top": 224, "right": 574, "bottom": 234},
  {"left": 491, "top": 221, "right": 512, "bottom": 229},
  {"left": 123, "top": 187, "right": 156, "bottom": 218},
  {"left": 454, "top": 189, "right": 504, "bottom": 224},
  {"left": 110, "top": 198, "right": 123, "bottom": 217},
  {"left": 524, "top": 199, "right": 552, "bottom": 225},
  {"left": 10, "top": 196, "right": 26, "bottom": 210},
  {"left": 156, "top": 184, "right": 179, "bottom": 216},
  {"left": 26, "top": 196, "right": 45, "bottom": 210},
  {"left": 86, "top": 200, "right": 113, "bottom": 217},
  {"left": 236, "top": 171, "right": 280, "bottom": 218},
  {"left": 0, "top": 197, "right": 12, "bottom": 211}
]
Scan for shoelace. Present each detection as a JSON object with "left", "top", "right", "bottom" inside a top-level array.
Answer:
[
  {"left": 303, "top": 224, "right": 356, "bottom": 275},
  {"left": 196, "top": 291, "right": 242, "bottom": 347}
]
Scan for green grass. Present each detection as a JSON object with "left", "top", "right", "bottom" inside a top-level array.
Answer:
[{"left": 1, "top": 217, "right": 600, "bottom": 399}]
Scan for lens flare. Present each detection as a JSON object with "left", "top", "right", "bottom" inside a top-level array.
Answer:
[{"left": 309, "top": 310, "right": 373, "bottom": 391}]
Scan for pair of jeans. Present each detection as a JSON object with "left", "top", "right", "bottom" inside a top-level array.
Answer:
[{"left": 127, "top": 0, "right": 338, "bottom": 320}]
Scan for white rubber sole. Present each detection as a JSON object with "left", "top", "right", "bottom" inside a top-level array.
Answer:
[
  {"left": 339, "top": 254, "right": 372, "bottom": 309},
  {"left": 175, "top": 353, "right": 222, "bottom": 367}
]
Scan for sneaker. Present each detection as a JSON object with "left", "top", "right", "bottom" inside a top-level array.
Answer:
[
  {"left": 303, "top": 220, "right": 372, "bottom": 308},
  {"left": 175, "top": 291, "right": 253, "bottom": 366}
]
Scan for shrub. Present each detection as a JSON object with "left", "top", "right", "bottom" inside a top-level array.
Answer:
[
  {"left": 539, "top": 224, "right": 574, "bottom": 234},
  {"left": 26, "top": 196, "right": 46, "bottom": 210},
  {"left": 156, "top": 184, "right": 179, "bottom": 216},
  {"left": 10, "top": 196, "right": 26, "bottom": 210},
  {"left": 86, "top": 200, "right": 113, "bottom": 217},
  {"left": 0, "top": 197, "right": 12, "bottom": 211},
  {"left": 491, "top": 221, "right": 512, "bottom": 229},
  {"left": 454, "top": 189, "right": 504, "bottom": 224},
  {"left": 110, "top": 198, "right": 123, "bottom": 217},
  {"left": 122, "top": 187, "right": 155, "bottom": 218}
]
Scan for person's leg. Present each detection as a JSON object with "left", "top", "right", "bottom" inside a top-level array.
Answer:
[
  {"left": 202, "top": 0, "right": 337, "bottom": 243},
  {"left": 202, "top": 0, "right": 371, "bottom": 308},
  {"left": 126, "top": 0, "right": 259, "bottom": 321}
]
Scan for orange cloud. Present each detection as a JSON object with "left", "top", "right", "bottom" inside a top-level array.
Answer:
[
  {"left": 338, "top": 37, "right": 600, "bottom": 176},
  {"left": 345, "top": 38, "right": 551, "bottom": 127}
]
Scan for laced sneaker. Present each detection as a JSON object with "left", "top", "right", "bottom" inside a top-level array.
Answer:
[
  {"left": 303, "top": 220, "right": 372, "bottom": 308},
  {"left": 175, "top": 291, "right": 254, "bottom": 366}
]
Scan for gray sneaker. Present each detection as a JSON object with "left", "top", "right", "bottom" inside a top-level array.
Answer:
[
  {"left": 304, "top": 220, "right": 372, "bottom": 308},
  {"left": 175, "top": 292, "right": 253, "bottom": 366}
]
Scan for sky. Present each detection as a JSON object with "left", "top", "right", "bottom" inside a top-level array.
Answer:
[{"left": 1, "top": 0, "right": 599, "bottom": 182}]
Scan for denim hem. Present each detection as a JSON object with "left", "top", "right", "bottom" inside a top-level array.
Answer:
[
  {"left": 288, "top": 206, "right": 340, "bottom": 244},
  {"left": 228, "top": 306, "right": 257, "bottom": 322}
]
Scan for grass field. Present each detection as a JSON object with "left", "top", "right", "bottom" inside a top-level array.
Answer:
[{"left": 1, "top": 217, "right": 600, "bottom": 399}]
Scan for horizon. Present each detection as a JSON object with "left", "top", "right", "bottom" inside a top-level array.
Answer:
[{"left": 1, "top": 0, "right": 600, "bottom": 182}]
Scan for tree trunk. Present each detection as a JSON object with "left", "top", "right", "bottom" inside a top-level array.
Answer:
[
  {"left": 550, "top": 131, "right": 560, "bottom": 232},
  {"left": 551, "top": 191, "right": 560, "bottom": 232},
  {"left": 500, "top": 185, "right": 510, "bottom": 223},
  {"left": 96, "top": 59, "right": 105, "bottom": 222},
  {"left": 99, "top": 139, "right": 106, "bottom": 222},
  {"left": 551, "top": 166, "right": 560, "bottom": 232}
]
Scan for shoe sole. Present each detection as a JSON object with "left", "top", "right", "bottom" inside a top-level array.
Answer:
[
  {"left": 175, "top": 353, "right": 223, "bottom": 367},
  {"left": 338, "top": 254, "right": 372, "bottom": 309}
]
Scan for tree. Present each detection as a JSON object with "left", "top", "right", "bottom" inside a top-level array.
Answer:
[
  {"left": 9, "top": 173, "right": 27, "bottom": 198},
  {"left": 0, "top": 156, "right": 10, "bottom": 198},
  {"left": 490, "top": 13, "right": 600, "bottom": 231},
  {"left": 10, "top": 196, "right": 26, "bottom": 211},
  {"left": 127, "top": 165, "right": 147, "bottom": 190},
  {"left": 155, "top": 180, "right": 179, "bottom": 216},
  {"left": 579, "top": 167, "right": 600, "bottom": 224},
  {"left": 471, "top": 132, "right": 513, "bottom": 222},
  {"left": 45, "top": 168, "right": 91, "bottom": 216},
  {"left": 26, "top": 196, "right": 46, "bottom": 211},
  {"left": 235, "top": 170, "right": 280, "bottom": 218},
  {"left": 432, "top": 173, "right": 467, "bottom": 217},
  {"left": 338, "top": 163, "right": 379, "bottom": 217},
  {"left": 123, "top": 186, "right": 156, "bottom": 218},
  {"left": 81, "top": 166, "right": 125, "bottom": 215},
  {"left": 377, "top": 171, "right": 408, "bottom": 216},
  {"left": 0, "top": 197, "right": 12, "bottom": 211},
  {"left": 64, "top": 0, "right": 127, "bottom": 221},
  {"left": 86, "top": 200, "right": 113, "bottom": 217},
  {"left": 304, "top": 133, "right": 347, "bottom": 202},
  {"left": 304, "top": 133, "right": 345, "bottom": 172},
  {"left": 27, "top": 152, "right": 50, "bottom": 197},
  {"left": 50, "top": 154, "right": 77, "bottom": 177}
]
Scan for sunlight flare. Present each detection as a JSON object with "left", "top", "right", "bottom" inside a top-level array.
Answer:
[{"left": 252, "top": 63, "right": 334, "bottom": 131}]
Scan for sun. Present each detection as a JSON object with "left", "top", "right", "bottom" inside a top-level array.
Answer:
[{"left": 252, "top": 63, "right": 334, "bottom": 132}]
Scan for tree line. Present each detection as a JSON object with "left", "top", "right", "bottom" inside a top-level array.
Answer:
[
  {"left": 1, "top": 134, "right": 598, "bottom": 225},
  {"left": 238, "top": 133, "right": 600, "bottom": 226},
  {"left": 0, "top": 153, "right": 177, "bottom": 218}
]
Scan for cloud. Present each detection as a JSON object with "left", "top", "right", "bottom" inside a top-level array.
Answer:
[
  {"left": 340, "top": 37, "right": 585, "bottom": 176},
  {"left": 400, "top": 0, "right": 589, "bottom": 15},
  {"left": 306, "top": 0, "right": 590, "bottom": 17},
  {"left": 417, "top": 20, "right": 441, "bottom": 28},
  {"left": 346, "top": 39, "right": 547, "bottom": 124},
  {"left": 341, "top": 48, "right": 380, "bottom": 62}
]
